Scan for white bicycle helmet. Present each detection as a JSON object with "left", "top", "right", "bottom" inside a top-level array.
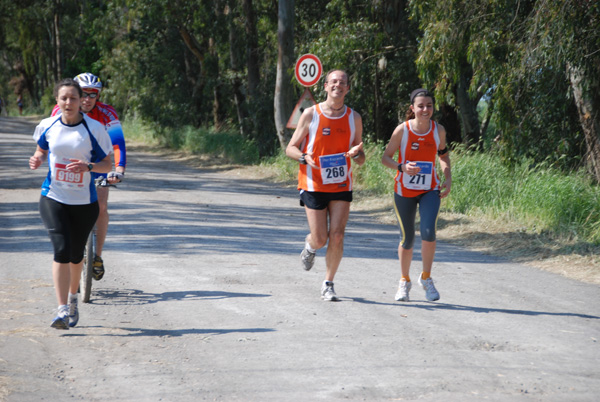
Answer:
[{"left": 74, "top": 72, "right": 102, "bottom": 91}]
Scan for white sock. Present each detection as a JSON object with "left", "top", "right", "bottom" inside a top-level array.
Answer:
[
  {"left": 305, "top": 242, "right": 316, "bottom": 253},
  {"left": 69, "top": 293, "right": 77, "bottom": 302}
]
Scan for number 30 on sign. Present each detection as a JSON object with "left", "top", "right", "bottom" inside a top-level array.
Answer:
[{"left": 295, "top": 54, "right": 323, "bottom": 87}]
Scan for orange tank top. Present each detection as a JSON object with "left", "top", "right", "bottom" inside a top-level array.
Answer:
[
  {"left": 394, "top": 120, "right": 441, "bottom": 197},
  {"left": 298, "top": 104, "right": 356, "bottom": 193}
]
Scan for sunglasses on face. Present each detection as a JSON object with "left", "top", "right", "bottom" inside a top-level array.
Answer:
[{"left": 82, "top": 92, "right": 98, "bottom": 99}]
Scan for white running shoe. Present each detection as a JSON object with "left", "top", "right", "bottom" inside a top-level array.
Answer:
[
  {"left": 51, "top": 305, "right": 70, "bottom": 330},
  {"left": 321, "top": 281, "right": 339, "bottom": 301},
  {"left": 301, "top": 248, "right": 316, "bottom": 271},
  {"left": 418, "top": 273, "right": 440, "bottom": 301},
  {"left": 395, "top": 280, "right": 412, "bottom": 301},
  {"left": 68, "top": 296, "right": 79, "bottom": 327}
]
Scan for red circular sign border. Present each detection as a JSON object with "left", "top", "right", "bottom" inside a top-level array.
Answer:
[{"left": 295, "top": 54, "right": 323, "bottom": 87}]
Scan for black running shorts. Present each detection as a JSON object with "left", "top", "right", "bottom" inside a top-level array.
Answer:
[
  {"left": 39, "top": 196, "right": 99, "bottom": 264},
  {"left": 299, "top": 190, "right": 352, "bottom": 210}
]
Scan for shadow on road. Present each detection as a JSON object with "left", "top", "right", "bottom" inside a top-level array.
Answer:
[
  {"left": 348, "top": 297, "right": 600, "bottom": 319},
  {"left": 62, "top": 326, "right": 275, "bottom": 337},
  {"left": 0, "top": 196, "right": 511, "bottom": 266},
  {"left": 88, "top": 288, "right": 272, "bottom": 305}
]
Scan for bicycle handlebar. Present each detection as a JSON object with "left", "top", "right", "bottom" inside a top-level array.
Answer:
[{"left": 94, "top": 177, "right": 118, "bottom": 188}]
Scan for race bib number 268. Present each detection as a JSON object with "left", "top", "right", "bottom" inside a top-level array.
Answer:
[{"left": 319, "top": 153, "right": 348, "bottom": 185}]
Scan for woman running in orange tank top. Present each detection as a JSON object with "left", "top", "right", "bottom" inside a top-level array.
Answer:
[{"left": 381, "top": 88, "right": 452, "bottom": 302}]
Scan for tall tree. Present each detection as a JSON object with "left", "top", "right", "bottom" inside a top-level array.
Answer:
[
  {"left": 227, "top": 0, "right": 246, "bottom": 134},
  {"left": 274, "top": 0, "right": 294, "bottom": 149},
  {"left": 242, "top": 0, "right": 260, "bottom": 99},
  {"left": 490, "top": 0, "right": 599, "bottom": 179},
  {"left": 372, "top": 0, "right": 421, "bottom": 141},
  {"left": 521, "top": 0, "right": 600, "bottom": 181},
  {"left": 570, "top": 64, "right": 600, "bottom": 182},
  {"left": 409, "top": 0, "right": 517, "bottom": 147},
  {"left": 53, "top": 0, "right": 63, "bottom": 81}
]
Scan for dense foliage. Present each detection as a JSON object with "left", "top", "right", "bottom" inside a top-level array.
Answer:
[{"left": 1, "top": 0, "right": 598, "bottom": 181}]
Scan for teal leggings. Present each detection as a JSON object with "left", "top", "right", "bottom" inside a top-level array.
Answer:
[{"left": 393, "top": 190, "right": 440, "bottom": 249}]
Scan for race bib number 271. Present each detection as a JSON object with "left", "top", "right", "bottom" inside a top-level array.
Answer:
[
  {"left": 402, "top": 161, "right": 433, "bottom": 190},
  {"left": 319, "top": 153, "right": 348, "bottom": 185}
]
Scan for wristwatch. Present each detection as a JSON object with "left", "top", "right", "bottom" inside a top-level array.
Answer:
[
  {"left": 299, "top": 153, "right": 307, "bottom": 165},
  {"left": 87, "top": 163, "right": 93, "bottom": 171},
  {"left": 397, "top": 163, "right": 403, "bottom": 172}
]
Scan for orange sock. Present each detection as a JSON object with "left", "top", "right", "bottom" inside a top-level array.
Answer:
[
  {"left": 421, "top": 272, "right": 431, "bottom": 280},
  {"left": 401, "top": 276, "right": 411, "bottom": 282}
]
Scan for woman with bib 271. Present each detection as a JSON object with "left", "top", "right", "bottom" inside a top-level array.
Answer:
[
  {"left": 29, "top": 78, "right": 113, "bottom": 329},
  {"left": 381, "top": 88, "right": 451, "bottom": 302}
]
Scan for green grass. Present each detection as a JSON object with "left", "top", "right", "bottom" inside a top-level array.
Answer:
[
  {"left": 123, "top": 117, "right": 260, "bottom": 165},
  {"left": 447, "top": 149, "right": 600, "bottom": 244},
  {"left": 353, "top": 142, "right": 395, "bottom": 196},
  {"left": 258, "top": 151, "right": 298, "bottom": 183}
]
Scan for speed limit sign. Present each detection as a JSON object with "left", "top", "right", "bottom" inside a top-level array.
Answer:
[{"left": 295, "top": 54, "right": 323, "bottom": 87}]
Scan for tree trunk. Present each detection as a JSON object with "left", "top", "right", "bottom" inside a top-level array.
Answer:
[
  {"left": 569, "top": 64, "right": 600, "bottom": 183},
  {"left": 213, "top": 83, "right": 222, "bottom": 129},
  {"left": 242, "top": 0, "right": 260, "bottom": 99},
  {"left": 480, "top": 97, "right": 494, "bottom": 141},
  {"left": 374, "top": 0, "right": 407, "bottom": 38},
  {"left": 178, "top": 24, "right": 207, "bottom": 127},
  {"left": 455, "top": 64, "right": 481, "bottom": 147},
  {"left": 53, "top": 0, "right": 63, "bottom": 81},
  {"left": 228, "top": 0, "right": 247, "bottom": 135},
  {"left": 182, "top": 47, "right": 204, "bottom": 127},
  {"left": 274, "top": 0, "right": 295, "bottom": 149},
  {"left": 374, "top": 58, "right": 383, "bottom": 141},
  {"left": 438, "top": 103, "right": 462, "bottom": 145},
  {"left": 210, "top": 38, "right": 223, "bottom": 129},
  {"left": 179, "top": 26, "right": 205, "bottom": 71}
]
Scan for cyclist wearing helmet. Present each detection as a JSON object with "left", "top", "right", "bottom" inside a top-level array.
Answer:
[{"left": 52, "top": 72, "right": 127, "bottom": 282}]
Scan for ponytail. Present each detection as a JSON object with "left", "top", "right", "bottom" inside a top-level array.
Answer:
[{"left": 405, "top": 105, "right": 415, "bottom": 120}]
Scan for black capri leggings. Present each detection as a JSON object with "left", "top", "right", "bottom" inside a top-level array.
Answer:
[
  {"left": 39, "top": 196, "right": 99, "bottom": 264},
  {"left": 393, "top": 190, "right": 440, "bottom": 249}
]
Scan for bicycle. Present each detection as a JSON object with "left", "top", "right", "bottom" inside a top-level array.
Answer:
[{"left": 80, "top": 176, "right": 116, "bottom": 303}]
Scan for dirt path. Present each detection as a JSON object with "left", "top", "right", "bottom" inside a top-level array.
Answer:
[{"left": 1, "top": 116, "right": 599, "bottom": 401}]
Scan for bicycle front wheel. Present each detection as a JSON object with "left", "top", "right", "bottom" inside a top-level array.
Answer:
[{"left": 81, "top": 230, "right": 94, "bottom": 303}]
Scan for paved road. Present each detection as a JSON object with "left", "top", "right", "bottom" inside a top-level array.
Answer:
[{"left": 1, "top": 116, "right": 599, "bottom": 401}]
